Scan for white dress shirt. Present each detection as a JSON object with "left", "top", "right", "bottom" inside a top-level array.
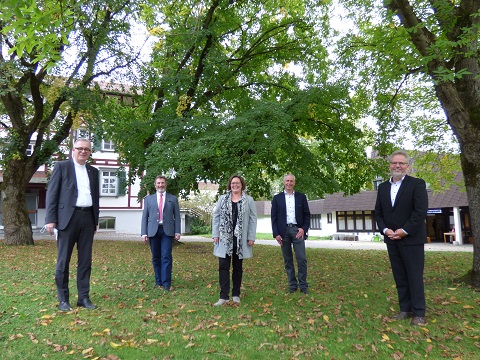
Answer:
[
  {"left": 73, "top": 159, "right": 93, "bottom": 207},
  {"left": 285, "top": 191, "right": 297, "bottom": 225}
]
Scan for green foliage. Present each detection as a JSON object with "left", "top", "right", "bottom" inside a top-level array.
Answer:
[
  {"left": 0, "top": 240, "right": 478, "bottom": 359},
  {"left": 0, "top": 0, "right": 142, "bottom": 244},
  {"left": 188, "top": 216, "right": 211, "bottom": 235},
  {"left": 106, "top": 0, "right": 375, "bottom": 200},
  {"left": 334, "top": 0, "right": 470, "bottom": 187}
]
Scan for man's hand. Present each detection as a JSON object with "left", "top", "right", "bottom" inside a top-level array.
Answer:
[
  {"left": 385, "top": 228, "right": 405, "bottom": 240},
  {"left": 275, "top": 235, "right": 283, "bottom": 246},
  {"left": 45, "top": 223, "right": 57, "bottom": 236},
  {"left": 142, "top": 235, "right": 149, "bottom": 244},
  {"left": 296, "top": 228, "right": 305, "bottom": 239}
]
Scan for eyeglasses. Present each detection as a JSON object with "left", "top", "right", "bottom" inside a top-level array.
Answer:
[
  {"left": 390, "top": 162, "right": 408, "bottom": 166},
  {"left": 75, "top": 147, "right": 91, "bottom": 152}
]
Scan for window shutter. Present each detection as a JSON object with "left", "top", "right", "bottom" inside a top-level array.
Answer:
[
  {"left": 117, "top": 169, "right": 127, "bottom": 196},
  {"left": 92, "top": 131, "right": 102, "bottom": 152}
]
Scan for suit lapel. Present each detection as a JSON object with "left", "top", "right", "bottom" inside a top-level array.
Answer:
[
  {"left": 392, "top": 175, "right": 410, "bottom": 209},
  {"left": 382, "top": 181, "right": 394, "bottom": 210},
  {"left": 69, "top": 160, "right": 78, "bottom": 191}
]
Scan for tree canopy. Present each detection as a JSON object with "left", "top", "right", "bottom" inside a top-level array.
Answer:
[
  {"left": 0, "top": 0, "right": 142, "bottom": 244},
  {"left": 103, "top": 0, "right": 377, "bottom": 199},
  {"left": 334, "top": 0, "right": 480, "bottom": 285}
]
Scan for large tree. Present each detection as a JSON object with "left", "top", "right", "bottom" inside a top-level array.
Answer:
[
  {"left": 0, "top": 0, "right": 140, "bottom": 245},
  {"left": 335, "top": 0, "right": 480, "bottom": 286},
  {"left": 105, "top": 0, "right": 377, "bottom": 200}
]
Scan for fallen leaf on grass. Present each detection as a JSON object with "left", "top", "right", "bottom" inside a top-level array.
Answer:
[
  {"left": 82, "top": 347, "right": 94, "bottom": 355},
  {"left": 185, "top": 341, "right": 195, "bottom": 348},
  {"left": 27, "top": 333, "right": 38, "bottom": 344},
  {"left": 9, "top": 333, "right": 24, "bottom": 340}
]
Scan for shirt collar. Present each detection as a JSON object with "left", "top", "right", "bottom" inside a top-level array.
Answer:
[
  {"left": 389, "top": 175, "right": 406, "bottom": 185},
  {"left": 73, "top": 158, "right": 86, "bottom": 167}
]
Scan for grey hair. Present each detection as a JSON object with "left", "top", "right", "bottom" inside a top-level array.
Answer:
[
  {"left": 283, "top": 174, "right": 296, "bottom": 181},
  {"left": 74, "top": 138, "right": 92, "bottom": 145},
  {"left": 389, "top": 150, "right": 411, "bottom": 164}
]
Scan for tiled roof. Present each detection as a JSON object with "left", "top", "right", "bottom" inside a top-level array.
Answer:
[
  {"left": 254, "top": 184, "right": 469, "bottom": 215},
  {"left": 322, "top": 191, "right": 377, "bottom": 212},
  {"left": 428, "top": 185, "right": 468, "bottom": 208}
]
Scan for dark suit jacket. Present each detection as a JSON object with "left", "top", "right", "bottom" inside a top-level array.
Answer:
[
  {"left": 271, "top": 191, "right": 310, "bottom": 238},
  {"left": 375, "top": 175, "right": 428, "bottom": 245},
  {"left": 141, "top": 192, "right": 181, "bottom": 237},
  {"left": 45, "top": 160, "right": 100, "bottom": 230}
]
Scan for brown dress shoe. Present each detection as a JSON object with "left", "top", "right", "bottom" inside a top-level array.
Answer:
[
  {"left": 391, "top": 312, "right": 413, "bottom": 320},
  {"left": 411, "top": 316, "right": 427, "bottom": 326}
]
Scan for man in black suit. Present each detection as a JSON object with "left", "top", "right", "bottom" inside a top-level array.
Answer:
[
  {"left": 375, "top": 150, "right": 428, "bottom": 326},
  {"left": 45, "top": 138, "right": 100, "bottom": 311},
  {"left": 271, "top": 174, "right": 311, "bottom": 294}
]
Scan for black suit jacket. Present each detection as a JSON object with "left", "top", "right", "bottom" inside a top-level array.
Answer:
[
  {"left": 374, "top": 175, "right": 428, "bottom": 245},
  {"left": 271, "top": 191, "right": 310, "bottom": 238},
  {"left": 45, "top": 159, "right": 100, "bottom": 230}
]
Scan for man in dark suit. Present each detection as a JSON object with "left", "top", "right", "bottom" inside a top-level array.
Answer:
[
  {"left": 271, "top": 174, "right": 311, "bottom": 294},
  {"left": 375, "top": 150, "right": 428, "bottom": 326},
  {"left": 141, "top": 175, "right": 181, "bottom": 291},
  {"left": 45, "top": 138, "right": 100, "bottom": 311}
]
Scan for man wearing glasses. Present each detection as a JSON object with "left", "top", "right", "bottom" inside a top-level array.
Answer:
[
  {"left": 375, "top": 150, "right": 428, "bottom": 326},
  {"left": 45, "top": 138, "right": 100, "bottom": 311}
]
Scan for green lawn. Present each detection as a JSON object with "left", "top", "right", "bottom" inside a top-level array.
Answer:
[{"left": 1, "top": 240, "right": 478, "bottom": 359}]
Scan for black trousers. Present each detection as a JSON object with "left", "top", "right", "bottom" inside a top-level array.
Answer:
[
  {"left": 218, "top": 236, "right": 243, "bottom": 300},
  {"left": 55, "top": 208, "right": 95, "bottom": 302},
  {"left": 387, "top": 242, "right": 426, "bottom": 317}
]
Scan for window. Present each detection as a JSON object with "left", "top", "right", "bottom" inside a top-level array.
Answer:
[
  {"left": 102, "top": 140, "right": 115, "bottom": 151},
  {"left": 76, "top": 128, "right": 90, "bottom": 140},
  {"left": 100, "top": 168, "right": 126, "bottom": 196},
  {"left": 98, "top": 217, "right": 115, "bottom": 230},
  {"left": 336, "top": 210, "right": 375, "bottom": 232},
  {"left": 310, "top": 214, "right": 321, "bottom": 230},
  {"left": 26, "top": 143, "right": 34, "bottom": 156},
  {"left": 373, "top": 179, "right": 383, "bottom": 191},
  {"left": 327, "top": 213, "right": 332, "bottom": 224},
  {"left": 101, "top": 170, "right": 118, "bottom": 195}
]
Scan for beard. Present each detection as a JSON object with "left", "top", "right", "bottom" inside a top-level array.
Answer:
[{"left": 391, "top": 170, "right": 405, "bottom": 178}]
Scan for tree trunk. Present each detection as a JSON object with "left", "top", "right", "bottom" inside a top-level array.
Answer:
[
  {"left": 2, "top": 160, "right": 34, "bottom": 245},
  {"left": 460, "top": 151, "right": 480, "bottom": 287}
]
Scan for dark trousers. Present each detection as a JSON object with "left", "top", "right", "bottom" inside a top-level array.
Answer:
[
  {"left": 281, "top": 226, "right": 308, "bottom": 291},
  {"left": 218, "top": 237, "right": 243, "bottom": 300},
  {"left": 55, "top": 208, "right": 95, "bottom": 302},
  {"left": 387, "top": 243, "right": 426, "bottom": 317},
  {"left": 149, "top": 225, "right": 173, "bottom": 289}
]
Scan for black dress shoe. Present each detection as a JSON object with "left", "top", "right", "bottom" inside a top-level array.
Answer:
[
  {"left": 289, "top": 288, "right": 298, "bottom": 293},
  {"left": 411, "top": 316, "right": 427, "bottom": 326},
  {"left": 300, "top": 289, "right": 308, "bottom": 295},
  {"left": 77, "top": 298, "right": 96, "bottom": 309},
  {"left": 391, "top": 311, "right": 413, "bottom": 320},
  {"left": 58, "top": 301, "right": 72, "bottom": 311}
]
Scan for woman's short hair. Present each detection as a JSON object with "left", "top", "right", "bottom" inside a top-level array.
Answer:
[{"left": 227, "top": 175, "right": 246, "bottom": 191}]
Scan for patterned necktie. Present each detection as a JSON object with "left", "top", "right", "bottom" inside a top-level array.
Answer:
[{"left": 158, "top": 193, "right": 163, "bottom": 222}]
